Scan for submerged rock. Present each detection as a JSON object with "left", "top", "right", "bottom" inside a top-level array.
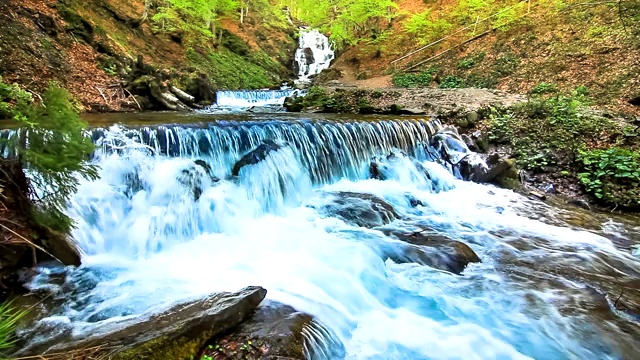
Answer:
[
  {"left": 318, "top": 192, "right": 399, "bottom": 228},
  {"left": 383, "top": 229, "right": 481, "bottom": 274},
  {"left": 202, "top": 301, "right": 344, "bottom": 360},
  {"left": 14, "top": 286, "right": 267, "bottom": 359},
  {"left": 232, "top": 140, "right": 282, "bottom": 176}
]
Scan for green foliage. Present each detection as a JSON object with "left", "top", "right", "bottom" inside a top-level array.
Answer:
[
  {"left": 0, "top": 80, "right": 32, "bottom": 120},
  {"left": 291, "top": 0, "right": 399, "bottom": 48},
  {"left": 578, "top": 148, "right": 640, "bottom": 207},
  {"left": 0, "top": 302, "right": 27, "bottom": 356},
  {"left": 187, "top": 49, "right": 281, "bottom": 89},
  {"left": 152, "top": 0, "right": 239, "bottom": 41},
  {"left": 438, "top": 75, "right": 465, "bottom": 88},
  {"left": 488, "top": 89, "right": 615, "bottom": 172},
  {"left": 392, "top": 67, "right": 438, "bottom": 87},
  {"left": 404, "top": 10, "right": 453, "bottom": 45},
  {"left": 1, "top": 78, "right": 97, "bottom": 232},
  {"left": 530, "top": 82, "right": 559, "bottom": 95},
  {"left": 458, "top": 51, "right": 486, "bottom": 69}
]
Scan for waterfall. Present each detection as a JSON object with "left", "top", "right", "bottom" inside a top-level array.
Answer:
[
  {"left": 294, "top": 28, "right": 335, "bottom": 83},
  {"left": 214, "top": 89, "right": 302, "bottom": 108},
  {"left": 18, "top": 116, "right": 640, "bottom": 359}
]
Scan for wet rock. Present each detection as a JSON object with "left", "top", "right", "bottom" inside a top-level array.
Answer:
[
  {"left": 232, "top": 140, "right": 282, "bottom": 176},
  {"left": 179, "top": 160, "right": 220, "bottom": 200},
  {"left": 43, "top": 231, "right": 82, "bottom": 267},
  {"left": 383, "top": 229, "right": 480, "bottom": 274},
  {"left": 302, "top": 47, "right": 315, "bottom": 64},
  {"left": 202, "top": 301, "right": 344, "bottom": 360},
  {"left": 284, "top": 96, "right": 304, "bottom": 112},
  {"left": 465, "top": 111, "right": 479, "bottom": 126},
  {"left": 568, "top": 198, "right": 591, "bottom": 211},
  {"left": 14, "top": 286, "right": 267, "bottom": 359},
  {"left": 318, "top": 192, "right": 398, "bottom": 228}
]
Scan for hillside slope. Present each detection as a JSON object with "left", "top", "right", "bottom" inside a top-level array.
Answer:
[
  {"left": 324, "top": 0, "right": 640, "bottom": 114},
  {"left": 0, "top": 0, "right": 298, "bottom": 112}
]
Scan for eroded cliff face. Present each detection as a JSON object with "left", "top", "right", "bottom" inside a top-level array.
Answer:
[{"left": 0, "top": 0, "right": 298, "bottom": 112}]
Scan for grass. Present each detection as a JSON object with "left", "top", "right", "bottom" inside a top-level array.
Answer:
[{"left": 0, "top": 301, "right": 27, "bottom": 357}]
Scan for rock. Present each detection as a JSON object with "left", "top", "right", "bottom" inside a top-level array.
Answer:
[
  {"left": 398, "top": 108, "right": 427, "bottom": 115},
  {"left": 202, "top": 301, "right": 344, "bottom": 360},
  {"left": 568, "top": 198, "right": 591, "bottom": 210},
  {"left": 183, "top": 73, "right": 216, "bottom": 105},
  {"left": 466, "top": 111, "right": 479, "bottom": 125},
  {"left": 313, "top": 68, "right": 342, "bottom": 85},
  {"left": 43, "top": 232, "right": 82, "bottom": 267},
  {"left": 455, "top": 118, "right": 470, "bottom": 128},
  {"left": 302, "top": 47, "right": 315, "bottom": 65},
  {"left": 232, "top": 140, "right": 282, "bottom": 176},
  {"left": 461, "top": 134, "right": 478, "bottom": 152},
  {"left": 383, "top": 229, "right": 481, "bottom": 274},
  {"left": 317, "top": 192, "right": 398, "bottom": 228},
  {"left": 179, "top": 160, "right": 219, "bottom": 200},
  {"left": 284, "top": 96, "right": 303, "bottom": 112},
  {"left": 14, "top": 286, "right": 268, "bottom": 359}
]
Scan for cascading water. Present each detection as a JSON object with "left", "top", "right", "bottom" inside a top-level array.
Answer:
[
  {"left": 18, "top": 116, "right": 640, "bottom": 359},
  {"left": 203, "top": 28, "right": 332, "bottom": 112},
  {"left": 295, "top": 28, "right": 335, "bottom": 83},
  {"left": 213, "top": 89, "right": 302, "bottom": 108}
]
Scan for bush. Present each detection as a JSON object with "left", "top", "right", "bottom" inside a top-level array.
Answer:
[
  {"left": 392, "top": 68, "right": 438, "bottom": 87},
  {"left": 1, "top": 78, "right": 97, "bottom": 233},
  {"left": 578, "top": 148, "right": 640, "bottom": 207},
  {"left": 457, "top": 51, "right": 486, "bottom": 69},
  {"left": 438, "top": 75, "right": 465, "bottom": 88},
  {"left": 530, "top": 82, "right": 559, "bottom": 95},
  {"left": 488, "top": 90, "right": 615, "bottom": 172}
]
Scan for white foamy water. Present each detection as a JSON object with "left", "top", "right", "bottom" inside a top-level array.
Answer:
[
  {"left": 295, "top": 28, "right": 335, "bottom": 83},
  {"left": 24, "top": 120, "right": 640, "bottom": 359}
]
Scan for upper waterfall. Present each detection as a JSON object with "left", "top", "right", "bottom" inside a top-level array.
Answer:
[{"left": 294, "top": 28, "right": 335, "bottom": 83}]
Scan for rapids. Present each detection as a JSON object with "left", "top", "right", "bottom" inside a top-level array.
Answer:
[{"left": 21, "top": 113, "right": 640, "bottom": 359}]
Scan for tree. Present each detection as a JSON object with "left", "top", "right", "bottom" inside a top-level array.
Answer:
[{"left": 1, "top": 78, "right": 97, "bottom": 233}]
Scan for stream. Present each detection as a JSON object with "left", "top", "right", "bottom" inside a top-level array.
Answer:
[{"left": 17, "top": 109, "right": 640, "bottom": 359}]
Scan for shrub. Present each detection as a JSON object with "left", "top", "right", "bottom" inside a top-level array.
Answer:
[
  {"left": 438, "top": 75, "right": 465, "bottom": 88},
  {"left": 488, "top": 90, "right": 616, "bottom": 172},
  {"left": 392, "top": 68, "right": 438, "bottom": 87},
  {"left": 530, "top": 82, "right": 559, "bottom": 95},
  {"left": 457, "top": 51, "right": 486, "bottom": 69},
  {"left": 578, "top": 148, "right": 640, "bottom": 207}
]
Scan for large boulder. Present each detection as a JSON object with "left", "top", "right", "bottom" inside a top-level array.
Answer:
[
  {"left": 382, "top": 229, "right": 481, "bottom": 274},
  {"left": 317, "top": 192, "right": 398, "bottom": 228},
  {"left": 201, "top": 301, "right": 344, "bottom": 360},
  {"left": 14, "top": 286, "right": 267, "bottom": 359},
  {"left": 231, "top": 140, "right": 282, "bottom": 176}
]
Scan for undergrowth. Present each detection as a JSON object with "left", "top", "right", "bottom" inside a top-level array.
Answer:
[{"left": 487, "top": 86, "right": 639, "bottom": 208}]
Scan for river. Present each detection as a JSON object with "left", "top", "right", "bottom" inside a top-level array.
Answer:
[{"left": 17, "top": 108, "right": 640, "bottom": 360}]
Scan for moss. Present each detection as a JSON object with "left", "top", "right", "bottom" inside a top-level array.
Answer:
[
  {"left": 186, "top": 48, "right": 281, "bottom": 90},
  {"left": 112, "top": 331, "right": 214, "bottom": 360}
]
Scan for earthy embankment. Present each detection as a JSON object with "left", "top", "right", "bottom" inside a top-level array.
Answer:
[{"left": 0, "top": 0, "right": 298, "bottom": 112}]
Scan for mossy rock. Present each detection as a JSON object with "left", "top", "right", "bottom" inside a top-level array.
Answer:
[{"left": 13, "top": 287, "right": 267, "bottom": 359}]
